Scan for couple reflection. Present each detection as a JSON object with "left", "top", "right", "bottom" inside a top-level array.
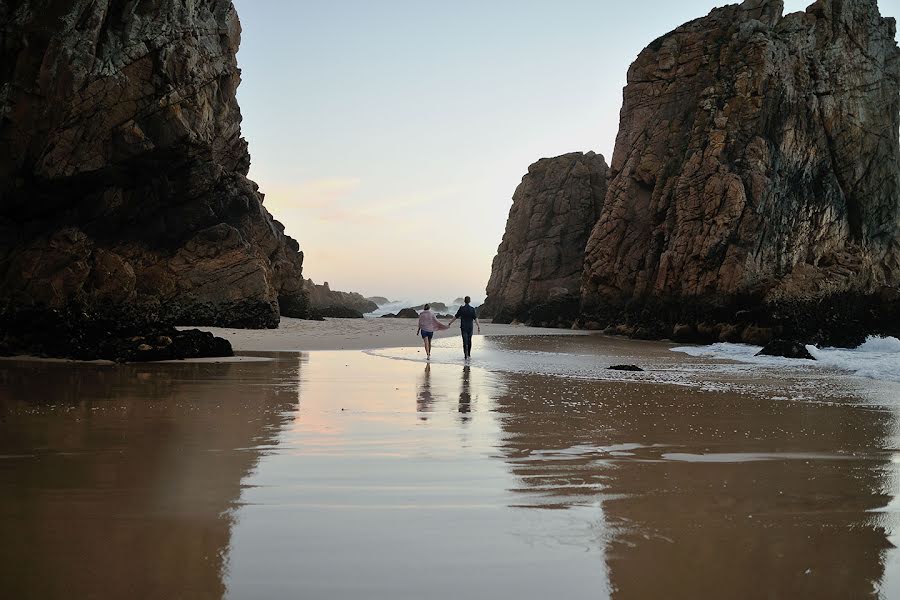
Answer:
[{"left": 416, "top": 363, "right": 472, "bottom": 422}]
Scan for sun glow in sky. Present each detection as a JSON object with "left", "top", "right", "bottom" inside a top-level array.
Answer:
[{"left": 232, "top": 0, "right": 899, "bottom": 303}]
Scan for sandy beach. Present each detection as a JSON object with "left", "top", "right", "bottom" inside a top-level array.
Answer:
[{"left": 190, "top": 316, "right": 586, "bottom": 353}]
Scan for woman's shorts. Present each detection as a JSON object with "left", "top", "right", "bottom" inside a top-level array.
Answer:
[{"left": 421, "top": 331, "right": 434, "bottom": 339}]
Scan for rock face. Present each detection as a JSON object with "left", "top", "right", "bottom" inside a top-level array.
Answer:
[
  {"left": 304, "top": 279, "right": 377, "bottom": 317},
  {"left": 0, "top": 0, "right": 308, "bottom": 334},
  {"left": 581, "top": 0, "right": 900, "bottom": 346},
  {"left": 483, "top": 152, "right": 609, "bottom": 325}
]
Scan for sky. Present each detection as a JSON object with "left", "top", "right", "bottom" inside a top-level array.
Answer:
[{"left": 231, "top": 0, "right": 900, "bottom": 303}]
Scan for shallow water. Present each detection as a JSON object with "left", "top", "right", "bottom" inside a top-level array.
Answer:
[{"left": 2, "top": 335, "right": 900, "bottom": 599}]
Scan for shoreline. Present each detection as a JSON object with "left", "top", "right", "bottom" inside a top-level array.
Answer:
[{"left": 183, "top": 316, "right": 587, "bottom": 353}]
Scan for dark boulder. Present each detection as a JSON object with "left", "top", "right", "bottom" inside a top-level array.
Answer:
[
  {"left": 756, "top": 340, "right": 816, "bottom": 361},
  {"left": 413, "top": 302, "right": 448, "bottom": 312},
  {"left": 608, "top": 365, "right": 645, "bottom": 372},
  {"left": 311, "top": 305, "right": 365, "bottom": 319},
  {"left": 0, "top": 304, "right": 232, "bottom": 362}
]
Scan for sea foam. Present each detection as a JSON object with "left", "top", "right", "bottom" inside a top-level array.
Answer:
[{"left": 672, "top": 336, "right": 900, "bottom": 383}]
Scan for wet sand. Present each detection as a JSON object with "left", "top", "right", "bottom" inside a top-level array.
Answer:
[{"left": 2, "top": 333, "right": 900, "bottom": 599}]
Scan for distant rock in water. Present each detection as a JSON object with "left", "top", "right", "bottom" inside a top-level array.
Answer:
[
  {"left": 453, "top": 298, "right": 466, "bottom": 305},
  {"left": 413, "top": 302, "right": 448, "bottom": 312},
  {"left": 0, "top": 0, "right": 309, "bottom": 346},
  {"left": 580, "top": 0, "right": 900, "bottom": 347},
  {"left": 483, "top": 152, "right": 609, "bottom": 326},
  {"left": 366, "top": 296, "right": 390, "bottom": 306},
  {"left": 608, "top": 364, "right": 644, "bottom": 372},
  {"left": 756, "top": 340, "right": 816, "bottom": 361},
  {"left": 379, "top": 307, "right": 421, "bottom": 319},
  {"left": 305, "top": 280, "right": 377, "bottom": 316}
]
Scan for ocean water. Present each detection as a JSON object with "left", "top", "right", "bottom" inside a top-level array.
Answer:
[
  {"left": 672, "top": 336, "right": 900, "bottom": 384},
  {"left": 366, "top": 299, "right": 479, "bottom": 318}
]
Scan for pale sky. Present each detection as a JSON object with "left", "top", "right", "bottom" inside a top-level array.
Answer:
[{"left": 232, "top": 0, "right": 900, "bottom": 303}]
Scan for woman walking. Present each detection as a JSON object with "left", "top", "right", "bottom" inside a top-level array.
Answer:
[{"left": 417, "top": 304, "right": 448, "bottom": 359}]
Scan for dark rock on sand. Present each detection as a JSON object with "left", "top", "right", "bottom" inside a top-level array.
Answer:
[
  {"left": 483, "top": 152, "right": 608, "bottom": 323},
  {"left": 0, "top": 0, "right": 309, "bottom": 349},
  {"left": 756, "top": 340, "right": 816, "bottom": 361},
  {"left": 0, "top": 304, "right": 232, "bottom": 362},
  {"left": 608, "top": 365, "right": 645, "bottom": 372},
  {"left": 379, "top": 313, "right": 397, "bottom": 319},
  {"left": 311, "top": 305, "right": 365, "bottom": 319},
  {"left": 579, "top": 0, "right": 900, "bottom": 346},
  {"left": 395, "top": 308, "right": 420, "bottom": 319}
]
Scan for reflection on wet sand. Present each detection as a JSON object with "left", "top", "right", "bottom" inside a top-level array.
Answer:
[
  {"left": 458, "top": 365, "right": 472, "bottom": 422},
  {"left": 417, "top": 363, "right": 437, "bottom": 419},
  {"left": 416, "top": 363, "right": 477, "bottom": 424},
  {"left": 4, "top": 335, "right": 900, "bottom": 599},
  {"left": 0, "top": 355, "right": 303, "bottom": 600},
  {"left": 495, "top": 371, "right": 899, "bottom": 598}
]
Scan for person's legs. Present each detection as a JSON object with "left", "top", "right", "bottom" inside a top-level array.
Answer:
[
  {"left": 422, "top": 331, "right": 433, "bottom": 358},
  {"left": 461, "top": 329, "right": 472, "bottom": 358}
]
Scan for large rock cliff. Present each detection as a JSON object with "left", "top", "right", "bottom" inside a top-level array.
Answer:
[
  {"left": 0, "top": 0, "right": 308, "bottom": 336},
  {"left": 483, "top": 152, "right": 608, "bottom": 326},
  {"left": 581, "top": 0, "right": 900, "bottom": 345}
]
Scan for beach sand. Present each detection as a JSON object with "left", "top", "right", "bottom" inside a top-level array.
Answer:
[
  {"left": 2, "top": 323, "right": 899, "bottom": 599},
  {"left": 191, "top": 315, "right": 585, "bottom": 352}
]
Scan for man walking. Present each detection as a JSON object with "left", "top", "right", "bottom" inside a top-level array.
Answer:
[{"left": 448, "top": 296, "right": 481, "bottom": 360}]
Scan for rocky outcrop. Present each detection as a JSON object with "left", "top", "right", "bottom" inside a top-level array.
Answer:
[
  {"left": 366, "top": 296, "right": 390, "bottom": 306},
  {"left": 483, "top": 152, "right": 608, "bottom": 325},
  {"left": 0, "top": 0, "right": 308, "bottom": 342},
  {"left": 0, "top": 304, "right": 233, "bottom": 362},
  {"left": 304, "top": 279, "right": 377, "bottom": 318},
  {"left": 412, "top": 302, "right": 447, "bottom": 312},
  {"left": 757, "top": 339, "right": 816, "bottom": 360},
  {"left": 580, "top": 0, "right": 900, "bottom": 346}
]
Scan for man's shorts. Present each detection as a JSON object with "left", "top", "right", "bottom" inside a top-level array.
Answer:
[{"left": 421, "top": 331, "right": 434, "bottom": 339}]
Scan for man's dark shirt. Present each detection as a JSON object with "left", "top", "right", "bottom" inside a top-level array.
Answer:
[{"left": 455, "top": 305, "right": 477, "bottom": 332}]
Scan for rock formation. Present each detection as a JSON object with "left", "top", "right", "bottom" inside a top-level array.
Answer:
[
  {"left": 412, "top": 302, "right": 447, "bottom": 312},
  {"left": 483, "top": 152, "right": 608, "bottom": 325},
  {"left": 0, "top": 0, "right": 308, "bottom": 345},
  {"left": 304, "top": 279, "right": 377, "bottom": 318},
  {"left": 581, "top": 0, "right": 900, "bottom": 346}
]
